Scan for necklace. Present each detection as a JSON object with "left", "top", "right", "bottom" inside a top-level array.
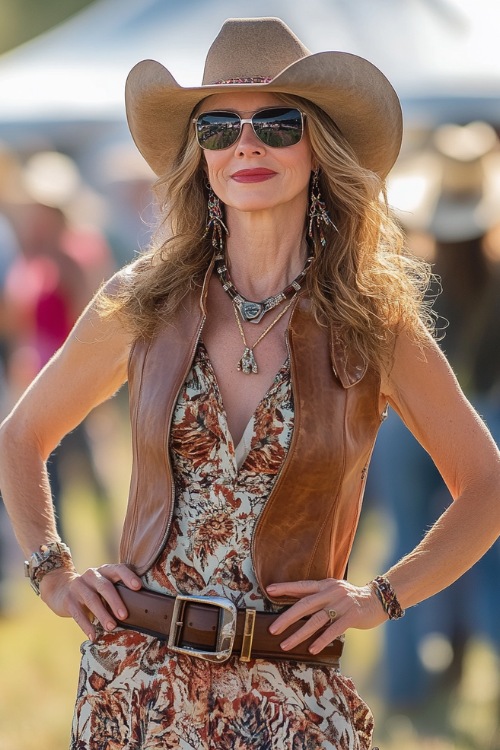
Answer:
[
  {"left": 233, "top": 295, "right": 296, "bottom": 374},
  {"left": 215, "top": 251, "right": 312, "bottom": 324}
]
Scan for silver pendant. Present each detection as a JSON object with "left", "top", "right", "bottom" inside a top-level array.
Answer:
[
  {"left": 241, "top": 300, "right": 263, "bottom": 322},
  {"left": 237, "top": 347, "right": 258, "bottom": 374},
  {"left": 234, "top": 293, "right": 286, "bottom": 324}
]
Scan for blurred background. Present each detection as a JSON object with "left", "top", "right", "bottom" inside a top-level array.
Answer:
[{"left": 0, "top": 1, "right": 499, "bottom": 749}]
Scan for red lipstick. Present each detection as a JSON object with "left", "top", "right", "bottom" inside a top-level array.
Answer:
[{"left": 231, "top": 168, "right": 276, "bottom": 183}]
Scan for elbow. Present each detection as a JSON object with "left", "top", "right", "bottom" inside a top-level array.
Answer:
[
  {"left": 0, "top": 413, "right": 43, "bottom": 481},
  {"left": 0, "top": 416, "right": 15, "bottom": 489},
  {"left": 0, "top": 415, "right": 21, "bottom": 474}
]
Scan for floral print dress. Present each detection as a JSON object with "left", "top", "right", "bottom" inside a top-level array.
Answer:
[{"left": 71, "top": 341, "right": 374, "bottom": 750}]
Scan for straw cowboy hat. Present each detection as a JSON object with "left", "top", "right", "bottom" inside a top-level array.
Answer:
[
  {"left": 125, "top": 16, "right": 403, "bottom": 179},
  {"left": 388, "top": 120, "right": 500, "bottom": 242}
]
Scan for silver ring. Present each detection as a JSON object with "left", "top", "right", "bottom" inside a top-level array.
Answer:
[{"left": 324, "top": 607, "right": 337, "bottom": 623}]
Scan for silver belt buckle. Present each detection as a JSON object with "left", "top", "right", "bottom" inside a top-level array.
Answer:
[{"left": 168, "top": 594, "right": 237, "bottom": 663}]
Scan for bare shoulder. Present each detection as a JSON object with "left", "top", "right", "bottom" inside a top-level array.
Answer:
[
  {"left": 67, "top": 264, "right": 137, "bottom": 359},
  {"left": 379, "top": 324, "right": 449, "bottom": 400}
]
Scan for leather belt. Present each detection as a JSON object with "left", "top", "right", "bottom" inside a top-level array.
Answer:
[{"left": 115, "top": 583, "right": 343, "bottom": 667}]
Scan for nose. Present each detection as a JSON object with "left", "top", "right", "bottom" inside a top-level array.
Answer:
[{"left": 235, "top": 122, "right": 264, "bottom": 153}]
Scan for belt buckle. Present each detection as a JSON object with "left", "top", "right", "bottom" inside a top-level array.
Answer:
[{"left": 168, "top": 594, "right": 237, "bottom": 663}]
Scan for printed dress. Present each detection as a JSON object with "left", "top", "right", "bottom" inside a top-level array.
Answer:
[{"left": 71, "top": 341, "right": 374, "bottom": 750}]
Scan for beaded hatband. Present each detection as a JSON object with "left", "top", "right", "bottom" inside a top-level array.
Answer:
[{"left": 214, "top": 76, "right": 273, "bottom": 84}]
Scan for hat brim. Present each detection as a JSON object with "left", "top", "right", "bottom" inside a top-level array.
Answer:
[{"left": 125, "top": 50, "right": 403, "bottom": 179}]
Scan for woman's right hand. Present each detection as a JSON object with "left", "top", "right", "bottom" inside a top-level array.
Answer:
[{"left": 39, "top": 563, "right": 143, "bottom": 641}]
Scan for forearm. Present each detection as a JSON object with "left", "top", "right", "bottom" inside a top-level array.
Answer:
[
  {"left": 0, "top": 425, "right": 61, "bottom": 557},
  {"left": 385, "top": 472, "right": 500, "bottom": 610}
]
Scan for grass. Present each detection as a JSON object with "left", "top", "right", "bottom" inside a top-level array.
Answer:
[{"left": 0, "top": 405, "right": 498, "bottom": 749}]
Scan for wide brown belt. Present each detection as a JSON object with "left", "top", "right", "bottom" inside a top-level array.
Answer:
[{"left": 115, "top": 583, "right": 343, "bottom": 667}]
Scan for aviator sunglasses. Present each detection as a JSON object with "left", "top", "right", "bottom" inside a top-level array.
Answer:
[{"left": 193, "top": 107, "right": 306, "bottom": 151}]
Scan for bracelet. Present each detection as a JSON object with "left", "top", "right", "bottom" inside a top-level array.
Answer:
[
  {"left": 370, "top": 575, "right": 405, "bottom": 620},
  {"left": 24, "top": 541, "right": 74, "bottom": 596}
]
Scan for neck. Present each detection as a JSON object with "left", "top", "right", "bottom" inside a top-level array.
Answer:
[{"left": 224, "top": 210, "right": 309, "bottom": 300}]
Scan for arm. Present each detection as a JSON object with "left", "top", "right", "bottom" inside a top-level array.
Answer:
[
  {"left": 0, "top": 270, "right": 142, "bottom": 638},
  {"left": 377, "top": 326, "right": 500, "bottom": 603},
  {"left": 266, "top": 326, "right": 500, "bottom": 653}
]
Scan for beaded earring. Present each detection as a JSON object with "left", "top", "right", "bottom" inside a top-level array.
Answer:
[
  {"left": 205, "top": 185, "right": 228, "bottom": 252},
  {"left": 307, "top": 167, "right": 337, "bottom": 248}
]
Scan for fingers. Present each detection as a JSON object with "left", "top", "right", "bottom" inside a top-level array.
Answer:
[
  {"left": 267, "top": 580, "right": 322, "bottom": 598},
  {"left": 266, "top": 578, "right": 370, "bottom": 655},
  {"left": 78, "top": 565, "right": 143, "bottom": 633},
  {"left": 268, "top": 580, "right": 340, "bottom": 635},
  {"left": 266, "top": 578, "right": 387, "bottom": 655},
  {"left": 44, "top": 564, "right": 143, "bottom": 642},
  {"left": 278, "top": 608, "right": 338, "bottom": 652},
  {"left": 308, "top": 623, "right": 345, "bottom": 655},
  {"left": 96, "top": 563, "right": 143, "bottom": 591}
]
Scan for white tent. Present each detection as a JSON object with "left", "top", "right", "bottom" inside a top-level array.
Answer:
[{"left": 0, "top": 0, "right": 499, "bottom": 147}]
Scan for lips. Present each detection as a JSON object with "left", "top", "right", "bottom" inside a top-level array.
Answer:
[{"left": 231, "top": 168, "right": 277, "bottom": 183}]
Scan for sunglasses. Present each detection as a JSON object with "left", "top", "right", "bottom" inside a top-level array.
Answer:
[{"left": 193, "top": 107, "right": 306, "bottom": 151}]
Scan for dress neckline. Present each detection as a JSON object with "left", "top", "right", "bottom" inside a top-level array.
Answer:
[{"left": 197, "top": 339, "right": 290, "bottom": 469}]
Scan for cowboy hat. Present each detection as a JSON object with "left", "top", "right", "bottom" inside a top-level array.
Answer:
[
  {"left": 125, "top": 16, "right": 403, "bottom": 179},
  {"left": 388, "top": 121, "right": 500, "bottom": 241}
]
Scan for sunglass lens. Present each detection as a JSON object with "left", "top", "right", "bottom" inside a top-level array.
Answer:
[
  {"left": 195, "top": 112, "right": 240, "bottom": 150},
  {"left": 253, "top": 108, "right": 303, "bottom": 147}
]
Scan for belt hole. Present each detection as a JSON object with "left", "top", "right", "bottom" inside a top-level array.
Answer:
[{"left": 144, "top": 609, "right": 148, "bottom": 614}]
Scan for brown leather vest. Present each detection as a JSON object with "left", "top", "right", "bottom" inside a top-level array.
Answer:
[{"left": 120, "top": 271, "right": 383, "bottom": 604}]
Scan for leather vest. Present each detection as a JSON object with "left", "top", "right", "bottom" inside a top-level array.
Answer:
[{"left": 119, "top": 269, "right": 383, "bottom": 604}]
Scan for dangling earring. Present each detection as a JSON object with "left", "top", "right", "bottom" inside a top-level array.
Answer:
[
  {"left": 307, "top": 167, "right": 337, "bottom": 248},
  {"left": 205, "top": 185, "right": 228, "bottom": 252}
]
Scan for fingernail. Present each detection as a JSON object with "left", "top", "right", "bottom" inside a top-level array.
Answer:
[
  {"left": 131, "top": 580, "right": 141, "bottom": 589},
  {"left": 88, "top": 633, "right": 94, "bottom": 642},
  {"left": 106, "top": 621, "right": 115, "bottom": 631},
  {"left": 118, "top": 609, "right": 127, "bottom": 619},
  {"left": 309, "top": 646, "right": 319, "bottom": 655},
  {"left": 269, "top": 625, "right": 277, "bottom": 635},
  {"left": 267, "top": 584, "right": 277, "bottom": 591}
]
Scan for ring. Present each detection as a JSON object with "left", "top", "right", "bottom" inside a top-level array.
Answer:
[{"left": 324, "top": 608, "right": 337, "bottom": 622}]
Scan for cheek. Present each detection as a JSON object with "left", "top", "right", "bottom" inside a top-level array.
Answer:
[{"left": 204, "top": 154, "right": 226, "bottom": 187}]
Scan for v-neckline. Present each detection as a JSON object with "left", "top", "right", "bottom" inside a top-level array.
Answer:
[{"left": 198, "top": 340, "right": 289, "bottom": 468}]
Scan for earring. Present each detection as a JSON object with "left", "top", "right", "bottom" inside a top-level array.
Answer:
[
  {"left": 307, "top": 168, "right": 337, "bottom": 248},
  {"left": 205, "top": 185, "right": 228, "bottom": 252}
]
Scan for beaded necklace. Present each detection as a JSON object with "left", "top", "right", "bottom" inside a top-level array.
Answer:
[{"left": 214, "top": 251, "right": 312, "bottom": 324}]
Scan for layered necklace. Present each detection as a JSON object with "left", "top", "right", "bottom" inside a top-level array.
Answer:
[
  {"left": 233, "top": 297, "right": 295, "bottom": 374},
  {"left": 215, "top": 251, "right": 313, "bottom": 325},
  {"left": 215, "top": 249, "right": 313, "bottom": 375}
]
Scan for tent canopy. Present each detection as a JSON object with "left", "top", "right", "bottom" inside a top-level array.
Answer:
[{"left": 1, "top": 0, "right": 499, "bottom": 129}]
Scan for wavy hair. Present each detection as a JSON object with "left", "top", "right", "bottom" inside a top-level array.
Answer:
[{"left": 98, "top": 93, "right": 436, "bottom": 371}]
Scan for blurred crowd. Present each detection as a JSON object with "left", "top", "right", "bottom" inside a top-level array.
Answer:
[
  {"left": 368, "top": 119, "right": 500, "bottom": 739},
  {"left": 0, "top": 120, "right": 499, "bottom": 741},
  {"left": 0, "top": 137, "right": 155, "bottom": 608}
]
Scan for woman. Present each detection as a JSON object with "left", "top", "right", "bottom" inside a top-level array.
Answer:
[{"left": 0, "top": 17, "right": 499, "bottom": 750}]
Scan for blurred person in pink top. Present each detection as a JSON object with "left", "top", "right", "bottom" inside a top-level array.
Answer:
[{"left": 2, "top": 152, "right": 117, "bottom": 553}]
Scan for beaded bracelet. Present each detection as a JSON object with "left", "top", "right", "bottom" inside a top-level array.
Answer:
[{"left": 370, "top": 575, "right": 405, "bottom": 620}]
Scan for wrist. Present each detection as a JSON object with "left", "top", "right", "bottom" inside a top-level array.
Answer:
[
  {"left": 24, "top": 541, "right": 74, "bottom": 596},
  {"left": 369, "top": 575, "right": 405, "bottom": 620}
]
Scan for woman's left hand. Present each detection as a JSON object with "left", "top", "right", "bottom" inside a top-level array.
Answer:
[{"left": 266, "top": 578, "right": 387, "bottom": 655}]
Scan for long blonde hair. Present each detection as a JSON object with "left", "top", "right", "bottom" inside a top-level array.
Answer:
[{"left": 99, "top": 94, "right": 435, "bottom": 371}]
